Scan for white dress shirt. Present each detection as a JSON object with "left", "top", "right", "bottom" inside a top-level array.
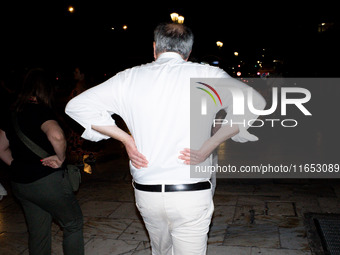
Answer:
[{"left": 65, "top": 52, "right": 265, "bottom": 184}]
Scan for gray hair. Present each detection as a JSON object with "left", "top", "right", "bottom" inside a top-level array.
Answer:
[{"left": 154, "top": 23, "right": 194, "bottom": 59}]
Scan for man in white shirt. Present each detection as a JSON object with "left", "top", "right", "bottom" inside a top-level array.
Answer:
[{"left": 66, "top": 22, "right": 265, "bottom": 255}]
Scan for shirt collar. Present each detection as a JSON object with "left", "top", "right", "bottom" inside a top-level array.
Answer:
[{"left": 156, "top": 52, "right": 184, "bottom": 61}]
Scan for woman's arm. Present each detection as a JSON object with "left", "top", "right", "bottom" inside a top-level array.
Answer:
[
  {"left": 41, "top": 120, "right": 66, "bottom": 168},
  {"left": 0, "top": 129, "right": 13, "bottom": 166}
]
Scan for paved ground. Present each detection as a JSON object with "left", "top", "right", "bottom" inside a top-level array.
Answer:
[{"left": 1, "top": 138, "right": 340, "bottom": 255}]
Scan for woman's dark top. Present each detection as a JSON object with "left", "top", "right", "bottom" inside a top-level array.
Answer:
[{"left": 1, "top": 103, "right": 59, "bottom": 183}]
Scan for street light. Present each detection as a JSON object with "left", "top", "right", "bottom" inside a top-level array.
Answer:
[
  {"left": 68, "top": 6, "right": 75, "bottom": 13},
  {"left": 170, "top": 13, "right": 184, "bottom": 24},
  {"left": 123, "top": 25, "right": 128, "bottom": 30},
  {"left": 234, "top": 51, "right": 239, "bottom": 56},
  {"left": 178, "top": 16, "right": 184, "bottom": 24},
  {"left": 170, "top": 13, "right": 179, "bottom": 22},
  {"left": 216, "top": 41, "right": 223, "bottom": 48}
]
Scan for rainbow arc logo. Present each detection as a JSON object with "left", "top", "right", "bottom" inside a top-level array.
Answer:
[
  {"left": 196, "top": 82, "right": 222, "bottom": 115},
  {"left": 196, "top": 82, "right": 222, "bottom": 106}
]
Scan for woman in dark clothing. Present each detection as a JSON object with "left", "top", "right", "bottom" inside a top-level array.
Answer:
[{"left": 0, "top": 68, "right": 84, "bottom": 255}]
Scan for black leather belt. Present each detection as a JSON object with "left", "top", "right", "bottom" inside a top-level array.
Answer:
[{"left": 133, "top": 181, "right": 211, "bottom": 192}]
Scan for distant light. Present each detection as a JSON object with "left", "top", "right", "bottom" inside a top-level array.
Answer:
[
  {"left": 170, "top": 13, "right": 184, "bottom": 24},
  {"left": 212, "top": 61, "right": 219, "bottom": 65},
  {"left": 56, "top": 77, "right": 59, "bottom": 80},
  {"left": 216, "top": 41, "right": 223, "bottom": 48},
  {"left": 257, "top": 72, "right": 261, "bottom": 76},
  {"left": 237, "top": 71, "right": 241, "bottom": 76},
  {"left": 234, "top": 51, "right": 239, "bottom": 56},
  {"left": 170, "top": 13, "right": 179, "bottom": 22},
  {"left": 178, "top": 16, "right": 184, "bottom": 24},
  {"left": 318, "top": 22, "right": 333, "bottom": 32},
  {"left": 111, "top": 27, "right": 115, "bottom": 30},
  {"left": 123, "top": 25, "right": 128, "bottom": 30},
  {"left": 237, "top": 64, "right": 241, "bottom": 68},
  {"left": 68, "top": 6, "right": 74, "bottom": 13}
]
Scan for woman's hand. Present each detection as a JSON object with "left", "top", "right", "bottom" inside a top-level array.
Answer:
[
  {"left": 41, "top": 155, "right": 63, "bottom": 169},
  {"left": 178, "top": 148, "right": 209, "bottom": 165}
]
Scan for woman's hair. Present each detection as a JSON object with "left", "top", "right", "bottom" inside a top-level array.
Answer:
[
  {"left": 154, "top": 22, "right": 194, "bottom": 59},
  {"left": 14, "top": 68, "right": 54, "bottom": 111}
]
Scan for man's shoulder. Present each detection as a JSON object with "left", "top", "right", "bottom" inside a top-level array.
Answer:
[
  {"left": 116, "top": 59, "right": 230, "bottom": 78},
  {"left": 184, "top": 61, "right": 231, "bottom": 77},
  {"left": 185, "top": 60, "right": 219, "bottom": 69},
  {"left": 116, "top": 61, "right": 155, "bottom": 76}
]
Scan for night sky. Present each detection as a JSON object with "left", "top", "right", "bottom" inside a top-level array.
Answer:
[{"left": 1, "top": 1, "right": 339, "bottom": 77}]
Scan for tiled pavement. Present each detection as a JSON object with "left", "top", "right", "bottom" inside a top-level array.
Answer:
[{"left": 1, "top": 151, "right": 340, "bottom": 255}]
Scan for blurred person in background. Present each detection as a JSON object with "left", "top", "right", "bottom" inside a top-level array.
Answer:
[
  {"left": 0, "top": 68, "right": 84, "bottom": 255},
  {"left": 66, "top": 66, "right": 97, "bottom": 173}
]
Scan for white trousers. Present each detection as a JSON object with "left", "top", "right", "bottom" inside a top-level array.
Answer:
[{"left": 134, "top": 188, "right": 214, "bottom": 255}]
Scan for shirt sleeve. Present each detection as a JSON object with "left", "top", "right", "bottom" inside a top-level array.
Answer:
[
  {"left": 65, "top": 75, "right": 121, "bottom": 142},
  {"left": 219, "top": 77, "right": 266, "bottom": 143}
]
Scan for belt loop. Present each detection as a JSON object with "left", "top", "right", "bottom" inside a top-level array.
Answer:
[
  {"left": 132, "top": 181, "right": 136, "bottom": 189},
  {"left": 161, "top": 184, "right": 165, "bottom": 193}
]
